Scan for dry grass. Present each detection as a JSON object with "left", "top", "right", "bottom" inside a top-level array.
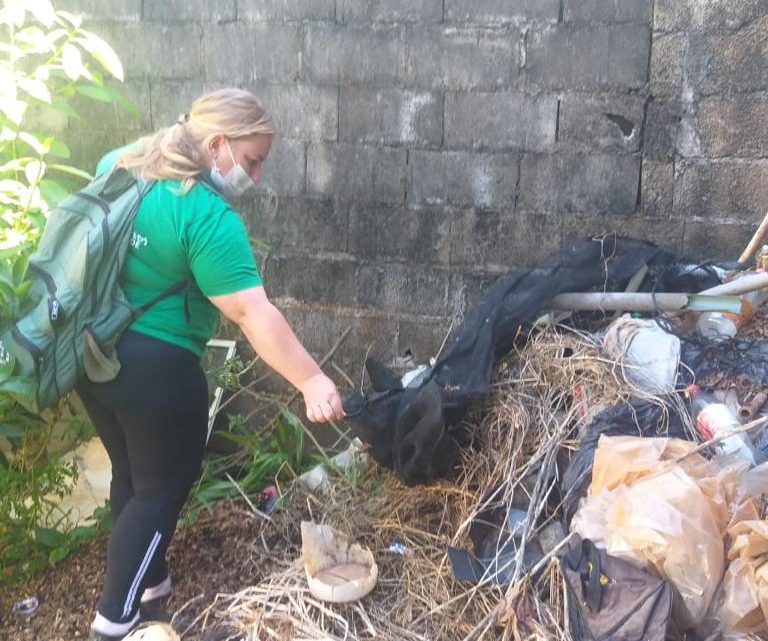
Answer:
[{"left": 183, "top": 326, "right": 658, "bottom": 641}]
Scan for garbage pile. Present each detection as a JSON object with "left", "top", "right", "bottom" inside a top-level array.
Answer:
[{"left": 193, "top": 236, "right": 768, "bottom": 641}]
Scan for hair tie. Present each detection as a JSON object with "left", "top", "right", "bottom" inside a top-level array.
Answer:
[{"left": 176, "top": 113, "right": 190, "bottom": 126}]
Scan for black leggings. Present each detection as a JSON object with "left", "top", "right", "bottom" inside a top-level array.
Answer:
[{"left": 76, "top": 330, "right": 208, "bottom": 624}]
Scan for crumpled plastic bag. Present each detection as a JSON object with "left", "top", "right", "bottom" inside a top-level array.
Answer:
[
  {"left": 603, "top": 316, "right": 681, "bottom": 394},
  {"left": 720, "top": 515, "right": 768, "bottom": 638},
  {"left": 571, "top": 435, "right": 743, "bottom": 629}
]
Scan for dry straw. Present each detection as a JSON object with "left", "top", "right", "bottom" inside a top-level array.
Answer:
[{"left": 182, "top": 325, "right": 671, "bottom": 641}]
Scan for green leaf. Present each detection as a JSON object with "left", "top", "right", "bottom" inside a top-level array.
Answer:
[
  {"left": 48, "top": 546, "right": 70, "bottom": 563},
  {"left": 76, "top": 31, "right": 124, "bottom": 81},
  {"left": 0, "top": 423, "right": 23, "bottom": 438},
  {"left": 73, "top": 83, "right": 113, "bottom": 104},
  {"left": 15, "top": 26, "right": 51, "bottom": 53},
  {"left": 17, "top": 77, "right": 51, "bottom": 104},
  {"left": 46, "top": 139, "right": 70, "bottom": 159},
  {"left": 24, "top": 160, "right": 46, "bottom": 185},
  {"left": 0, "top": 98, "right": 26, "bottom": 125},
  {"left": 18, "top": 131, "right": 47, "bottom": 155},
  {"left": 38, "top": 178, "right": 69, "bottom": 204},
  {"left": 48, "top": 164, "right": 91, "bottom": 181},
  {"left": 27, "top": 0, "right": 57, "bottom": 28},
  {"left": 0, "top": 376, "right": 37, "bottom": 399},
  {"left": 55, "top": 11, "right": 83, "bottom": 29},
  {"left": 67, "top": 525, "right": 96, "bottom": 541},
  {"left": 12, "top": 253, "right": 28, "bottom": 284},
  {"left": 62, "top": 43, "right": 89, "bottom": 81},
  {"left": 0, "top": 279, "right": 15, "bottom": 302},
  {"left": 0, "top": 158, "right": 27, "bottom": 174},
  {"left": 49, "top": 97, "right": 80, "bottom": 120},
  {"left": 5, "top": 3, "right": 26, "bottom": 27},
  {"left": 35, "top": 527, "right": 66, "bottom": 549},
  {"left": 15, "top": 279, "right": 32, "bottom": 298}
]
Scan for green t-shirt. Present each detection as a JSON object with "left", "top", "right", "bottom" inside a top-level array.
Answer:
[{"left": 97, "top": 148, "right": 262, "bottom": 356}]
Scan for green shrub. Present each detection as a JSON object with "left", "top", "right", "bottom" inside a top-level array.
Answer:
[{"left": 0, "top": 0, "right": 134, "bottom": 585}]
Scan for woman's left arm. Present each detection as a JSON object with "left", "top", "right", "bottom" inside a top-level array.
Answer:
[{"left": 209, "top": 286, "right": 344, "bottom": 423}]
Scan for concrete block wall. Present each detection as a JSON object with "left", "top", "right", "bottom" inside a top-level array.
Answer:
[{"left": 61, "top": 0, "right": 768, "bottom": 374}]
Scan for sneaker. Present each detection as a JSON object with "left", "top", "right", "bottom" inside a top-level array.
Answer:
[{"left": 89, "top": 630, "right": 128, "bottom": 641}]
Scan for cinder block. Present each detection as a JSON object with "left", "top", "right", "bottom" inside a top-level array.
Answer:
[
  {"left": 68, "top": 80, "right": 151, "bottom": 133},
  {"left": 396, "top": 318, "right": 455, "bottom": 365},
  {"left": 241, "top": 196, "right": 349, "bottom": 254},
  {"left": 257, "top": 84, "right": 338, "bottom": 142},
  {"left": 203, "top": 23, "right": 301, "bottom": 83},
  {"left": 654, "top": 0, "right": 768, "bottom": 32},
  {"left": 403, "top": 25, "right": 521, "bottom": 90},
  {"left": 641, "top": 160, "right": 674, "bottom": 217},
  {"left": 408, "top": 150, "right": 519, "bottom": 209},
  {"left": 675, "top": 160, "right": 768, "bottom": 223},
  {"left": 92, "top": 22, "right": 203, "bottom": 80},
  {"left": 144, "top": 0, "right": 235, "bottom": 22},
  {"left": 558, "top": 94, "right": 645, "bottom": 153},
  {"left": 519, "top": 153, "right": 640, "bottom": 214},
  {"left": 148, "top": 80, "right": 207, "bottom": 130},
  {"left": 564, "top": 0, "right": 652, "bottom": 23},
  {"left": 280, "top": 305, "right": 399, "bottom": 379},
  {"left": 644, "top": 98, "right": 684, "bottom": 161},
  {"left": 63, "top": 1, "right": 140, "bottom": 21},
  {"left": 264, "top": 253, "right": 359, "bottom": 306},
  {"left": 67, "top": 130, "right": 128, "bottom": 176},
  {"left": 339, "top": 88, "right": 442, "bottom": 148},
  {"left": 562, "top": 214, "right": 683, "bottom": 254},
  {"left": 304, "top": 24, "right": 403, "bottom": 86},
  {"left": 307, "top": 143, "right": 407, "bottom": 204},
  {"left": 697, "top": 96, "right": 768, "bottom": 157},
  {"left": 444, "top": 91, "right": 557, "bottom": 152},
  {"left": 238, "top": 0, "right": 335, "bottom": 21},
  {"left": 338, "top": 0, "right": 443, "bottom": 23},
  {"left": 686, "top": 19, "right": 768, "bottom": 94},
  {"left": 348, "top": 205, "right": 451, "bottom": 264},
  {"left": 258, "top": 139, "right": 306, "bottom": 196},
  {"left": 649, "top": 34, "right": 686, "bottom": 97},
  {"left": 460, "top": 271, "right": 505, "bottom": 311},
  {"left": 358, "top": 263, "right": 452, "bottom": 315},
  {"left": 24, "top": 103, "right": 68, "bottom": 134},
  {"left": 683, "top": 221, "right": 756, "bottom": 262},
  {"left": 450, "top": 210, "right": 562, "bottom": 268},
  {"left": 526, "top": 24, "right": 650, "bottom": 91},
  {"left": 445, "top": 0, "right": 560, "bottom": 24}
]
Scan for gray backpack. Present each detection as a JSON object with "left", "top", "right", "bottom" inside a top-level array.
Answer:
[{"left": 0, "top": 168, "right": 186, "bottom": 412}]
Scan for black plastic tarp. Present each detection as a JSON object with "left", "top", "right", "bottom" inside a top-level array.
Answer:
[{"left": 342, "top": 236, "right": 719, "bottom": 485}]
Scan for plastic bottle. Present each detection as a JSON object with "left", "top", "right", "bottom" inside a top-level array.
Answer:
[
  {"left": 756, "top": 244, "right": 768, "bottom": 272},
  {"left": 687, "top": 384, "right": 763, "bottom": 466},
  {"left": 696, "top": 272, "right": 768, "bottom": 341}
]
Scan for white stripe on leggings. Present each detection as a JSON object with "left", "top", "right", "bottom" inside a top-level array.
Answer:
[{"left": 122, "top": 531, "right": 162, "bottom": 619}]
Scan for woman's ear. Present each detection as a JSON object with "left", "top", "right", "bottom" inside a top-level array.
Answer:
[{"left": 205, "top": 133, "right": 225, "bottom": 162}]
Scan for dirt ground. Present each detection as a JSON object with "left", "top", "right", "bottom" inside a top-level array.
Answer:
[
  {"left": 4, "top": 304, "right": 768, "bottom": 641},
  {"left": 0, "top": 499, "right": 287, "bottom": 640}
]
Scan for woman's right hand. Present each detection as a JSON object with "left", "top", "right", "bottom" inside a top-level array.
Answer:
[{"left": 299, "top": 373, "right": 345, "bottom": 423}]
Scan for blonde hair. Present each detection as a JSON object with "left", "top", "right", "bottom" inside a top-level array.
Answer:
[{"left": 117, "top": 88, "right": 276, "bottom": 191}]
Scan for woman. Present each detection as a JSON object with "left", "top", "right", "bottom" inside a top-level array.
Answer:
[{"left": 79, "top": 88, "right": 345, "bottom": 641}]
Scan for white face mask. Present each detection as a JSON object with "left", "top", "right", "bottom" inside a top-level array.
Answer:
[{"left": 210, "top": 139, "right": 256, "bottom": 198}]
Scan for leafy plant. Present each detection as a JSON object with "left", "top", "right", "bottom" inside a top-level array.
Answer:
[
  {"left": 0, "top": 0, "right": 135, "bottom": 585},
  {"left": 183, "top": 407, "right": 323, "bottom": 525}
]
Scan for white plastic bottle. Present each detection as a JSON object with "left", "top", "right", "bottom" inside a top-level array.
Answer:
[
  {"left": 688, "top": 385, "right": 762, "bottom": 466},
  {"left": 696, "top": 271, "right": 768, "bottom": 341}
]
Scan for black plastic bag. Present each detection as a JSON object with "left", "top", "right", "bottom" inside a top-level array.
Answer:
[
  {"left": 343, "top": 236, "right": 708, "bottom": 485},
  {"left": 561, "top": 396, "right": 691, "bottom": 522}
]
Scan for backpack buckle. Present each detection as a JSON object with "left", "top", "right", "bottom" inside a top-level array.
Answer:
[{"left": 48, "top": 298, "right": 63, "bottom": 325}]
